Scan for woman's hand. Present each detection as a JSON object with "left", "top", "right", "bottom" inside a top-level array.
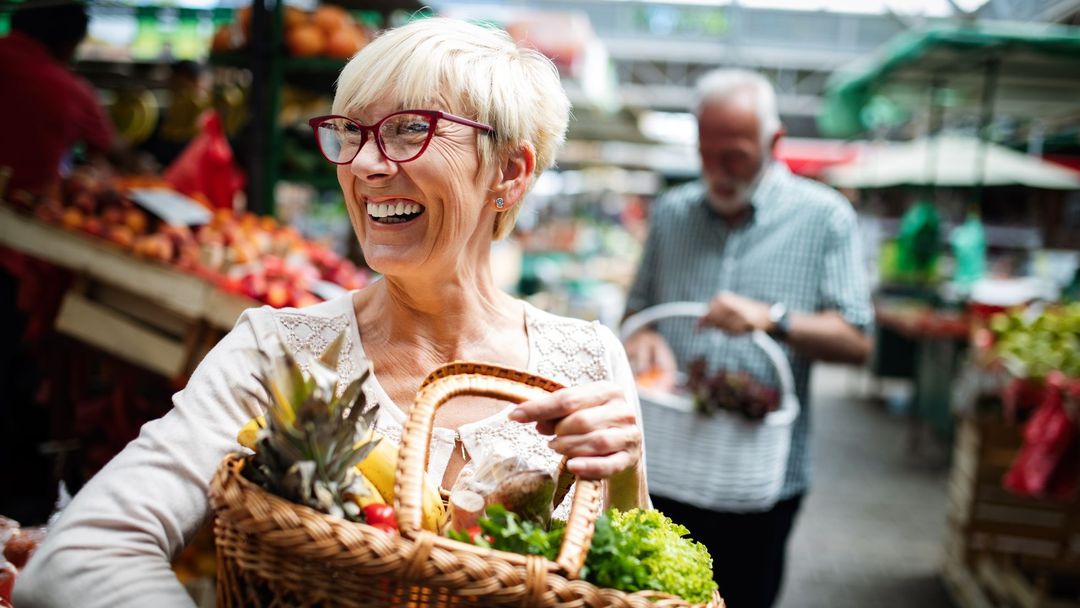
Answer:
[{"left": 508, "top": 381, "right": 642, "bottom": 481}]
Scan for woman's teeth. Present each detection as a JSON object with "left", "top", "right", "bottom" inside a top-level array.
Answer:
[{"left": 367, "top": 201, "right": 424, "bottom": 224}]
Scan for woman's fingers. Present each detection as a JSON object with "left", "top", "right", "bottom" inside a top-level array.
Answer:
[
  {"left": 508, "top": 382, "right": 623, "bottom": 424},
  {"left": 551, "top": 400, "right": 636, "bottom": 436},
  {"left": 564, "top": 452, "right": 636, "bottom": 480},
  {"left": 547, "top": 426, "right": 641, "bottom": 458},
  {"left": 507, "top": 381, "right": 641, "bottom": 477}
]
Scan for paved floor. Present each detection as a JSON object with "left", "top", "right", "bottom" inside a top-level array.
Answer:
[{"left": 776, "top": 365, "right": 955, "bottom": 608}]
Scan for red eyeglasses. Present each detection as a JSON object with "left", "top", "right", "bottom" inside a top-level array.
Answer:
[{"left": 307, "top": 110, "right": 495, "bottom": 165}]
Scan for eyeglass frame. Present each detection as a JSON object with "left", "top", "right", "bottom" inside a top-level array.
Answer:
[{"left": 307, "top": 110, "right": 496, "bottom": 165}]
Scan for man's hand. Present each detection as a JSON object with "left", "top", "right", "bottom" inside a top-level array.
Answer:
[
  {"left": 699, "top": 291, "right": 772, "bottom": 334},
  {"left": 623, "top": 329, "right": 678, "bottom": 391}
]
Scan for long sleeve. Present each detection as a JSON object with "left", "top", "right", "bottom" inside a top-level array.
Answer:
[{"left": 14, "top": 310, "right": 270, "bottom": 608}]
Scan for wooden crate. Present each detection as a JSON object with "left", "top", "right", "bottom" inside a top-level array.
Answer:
[
  {"left": 945, "top": 527, "right": 1080, "bottom": 608},
  {"left": 948, "top": 415, "right": 1080, "bottom": 574},
  {"left": 0, "top": 205, "right": 258, "bottom": 380}
]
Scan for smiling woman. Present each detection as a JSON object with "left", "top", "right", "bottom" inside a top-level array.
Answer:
[{"left": 13, "top": 18, "right": 650, "bottom": 608}]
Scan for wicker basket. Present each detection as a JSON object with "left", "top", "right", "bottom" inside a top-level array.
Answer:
[
  {"left": 209, "top": 361, "right": 724, "bottom": 607},
  {"left": 621, "top": 302, "right": 799, "bottom": 513}
]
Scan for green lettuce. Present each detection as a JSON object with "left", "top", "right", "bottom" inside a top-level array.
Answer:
[
  {"left": 453, "top": 506, "right": 716, "bottom": 603},
  {"left": 584, "top": 508, "right": 717, "bottom": 603}
]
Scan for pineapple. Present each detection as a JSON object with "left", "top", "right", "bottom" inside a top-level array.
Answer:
[{"left": 242, "top": 331, "right": 379, "bottom": 522}]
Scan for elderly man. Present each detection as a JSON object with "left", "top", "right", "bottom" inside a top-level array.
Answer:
[{"left": 624, "top": 69, "right": 873, "bottom": 608}]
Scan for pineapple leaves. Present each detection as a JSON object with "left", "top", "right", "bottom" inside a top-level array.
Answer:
[
  {"left": 319, "top": 332, "right": 346, "bottom": 369},
  {"left": 242, "top": 331, "right": 380, "bottom": 523}
]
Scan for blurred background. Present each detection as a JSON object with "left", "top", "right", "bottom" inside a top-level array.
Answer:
[{"left": 0, "top": 0, "right": 1078, "bottom": 606}]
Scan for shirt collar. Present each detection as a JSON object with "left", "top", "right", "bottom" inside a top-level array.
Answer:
[{"left": 749, "top": 161, "right": 787, "bottom": 211}]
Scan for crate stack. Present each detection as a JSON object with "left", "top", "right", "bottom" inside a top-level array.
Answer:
[{"left": 944, "top": 412, "right": 1080, "bottom": 608}]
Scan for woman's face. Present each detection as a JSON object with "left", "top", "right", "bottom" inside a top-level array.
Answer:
[{"left": 337, "top": 97, "right": 497, "bottom": 280}]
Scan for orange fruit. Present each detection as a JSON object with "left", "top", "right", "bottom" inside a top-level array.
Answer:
[
  {"left": 236, "top": 5, "right": 253, "bottom": 37},
  {"left": 312, "top": 4, "right": 350, "bottom": 35},
  {"left": 286, "top": 23, "right": 325, "bottom": 57},
  {"left": 283, "top": 6, "right": 308, "bottom": 31},
  {"left": 326, "top": 27, "right": 360, "bottom": 59}
]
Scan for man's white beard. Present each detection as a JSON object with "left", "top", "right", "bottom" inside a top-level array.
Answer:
[{"left": 706, "top": 160, "right": 769, "bottom": 217}]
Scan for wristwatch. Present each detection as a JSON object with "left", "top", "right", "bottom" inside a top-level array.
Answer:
[{"left": 767, "top": 302, "right": 791, "bottom": 339}]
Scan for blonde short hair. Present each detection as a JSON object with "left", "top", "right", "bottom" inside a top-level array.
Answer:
[{"left": 334, "top": 18, "right": 570, "bottom": 240}]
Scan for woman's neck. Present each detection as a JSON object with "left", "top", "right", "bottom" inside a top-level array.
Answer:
[{"left": 356, "top": 273, "right": 523, "bottom": 358}]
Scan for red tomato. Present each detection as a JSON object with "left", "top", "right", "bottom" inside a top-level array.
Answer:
[
  {"left": 464, "top": 526, "right": 493, "bottom": 546},
  {"left": 362, "top": 504, "right": 397, "bottom": 529}
]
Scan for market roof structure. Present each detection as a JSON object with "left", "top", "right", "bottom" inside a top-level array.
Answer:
[{"left": 818, "top": 22, "right": 1080, "bottom": 138}]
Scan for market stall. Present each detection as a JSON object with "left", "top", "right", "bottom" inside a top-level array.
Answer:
[{"left": 943, "top": 304, "right": 1080, "bottom": 608}]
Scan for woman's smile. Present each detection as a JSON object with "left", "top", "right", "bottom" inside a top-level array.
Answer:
[
  {"left": 365, "top": 197, "right": 426, "bottom": 227},
  {"left": 367, "top": 199, "right": 425, "bottom": 225}
]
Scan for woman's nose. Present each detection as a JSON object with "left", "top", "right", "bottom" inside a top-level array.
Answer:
[{"left": 349, "top": 137, "right": 396, "bottom": 182}]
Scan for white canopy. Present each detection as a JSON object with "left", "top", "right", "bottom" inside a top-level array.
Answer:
[{"left": 824, "top": 135, "right": 1080, "bottom": 190}]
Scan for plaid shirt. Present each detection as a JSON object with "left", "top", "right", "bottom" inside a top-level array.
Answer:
[{"left": 627, "top": 162, "right": 873, "bottom": 502}]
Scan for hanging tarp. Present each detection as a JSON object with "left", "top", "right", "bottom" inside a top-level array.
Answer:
[
  {"left": 818, "top": 23, "right": 1080, "bottom": 138},
  {"left": 824, "top": 134, "right": 1080, "bottom": 189}
]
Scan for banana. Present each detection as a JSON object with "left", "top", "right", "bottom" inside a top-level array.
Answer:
[
  {"left": 353, "top": 474, "right": 386, "bottom": 508},
  {"left": 356, "top": 431, "right": 446, "bottom": 533},
  {"left": 237, "top": 415, "right": 265, "bottom": 450}
]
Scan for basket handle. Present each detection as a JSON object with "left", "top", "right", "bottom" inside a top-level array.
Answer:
[
  {"left": 394, "top": 361, "right": 603, "bottom": 578},
  {"left": 620, "top": 302, "right": 798, "bottom": 421}
]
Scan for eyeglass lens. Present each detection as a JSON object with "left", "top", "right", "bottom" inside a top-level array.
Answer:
[{"left": 315, "top": 113, "right": 434, "bottom": 164}]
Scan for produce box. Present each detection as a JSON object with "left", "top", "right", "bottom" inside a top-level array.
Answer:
[
  {"left": 945, "top": 527, "right": 1080, "bottom": 608},
  {"left": 947, "top": 414, "right": 1080, "bottom": 574}
]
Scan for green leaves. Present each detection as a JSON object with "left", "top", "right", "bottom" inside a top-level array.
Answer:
[
  {"left": 449, "top": 505, "right": 563, "bottom": 557},
  {"left": 242, "top": 330, "right": 378, "bottom": 523},
  {"left": 595, "top": 509, "right": 716, "bottom": 604},
  {"left": 452, "top": 506, "right": 717, "bottom": 603}
]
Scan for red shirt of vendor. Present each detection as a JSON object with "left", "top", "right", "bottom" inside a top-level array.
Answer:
[{"left": 0, "top": 4, "right": 115, "bottom": 194}]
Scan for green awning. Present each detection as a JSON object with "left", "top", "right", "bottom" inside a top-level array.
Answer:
[{"left": 819, "top": 22, "right": 1080, "bottom": 138}]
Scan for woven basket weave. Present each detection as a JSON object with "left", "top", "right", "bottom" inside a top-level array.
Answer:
[{"left": 209, "top": 361, "right": 724, "bottom": 607}]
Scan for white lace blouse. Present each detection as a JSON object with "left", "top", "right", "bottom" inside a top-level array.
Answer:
[{"left": 14, "top": 293, "right": 644, "bottom": 608}]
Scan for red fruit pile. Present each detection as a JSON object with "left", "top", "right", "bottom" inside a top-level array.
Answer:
[{"left": 7, "top": 169, "right": 371, "bottom": 309}]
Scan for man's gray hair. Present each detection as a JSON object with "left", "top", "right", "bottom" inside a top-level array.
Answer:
[{"left": 693, "top": 68, "right": 781, "bottom": 141}]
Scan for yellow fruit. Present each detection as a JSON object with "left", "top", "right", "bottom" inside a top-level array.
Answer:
[
  {"left": 352, "top": 475, "right": 386, "bottom": 509},
  {"left": 356, "top": 431, "right": 446, "bottom": 532},
  {"left": 237, "top": 415, "right": 265, "bottom": 450},
  {"left": 236, "top": 419, "right": 445, "bottom": 532}
]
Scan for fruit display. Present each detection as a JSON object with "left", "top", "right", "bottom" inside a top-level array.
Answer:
[
  {"left": 5, "top": 167, "right": 371, "bottom": 309},
  {"left": 212, "top": 4, "right": 371, "bottom": 60},
  {"left": 988, "top": 303, "right": 1080, "bottom": 380},
  {"left": 237, "top": 332, "right": 446, "bottom": 531},
  {"left": 686, "top": 359, "right": 781, "bottom": 420}
]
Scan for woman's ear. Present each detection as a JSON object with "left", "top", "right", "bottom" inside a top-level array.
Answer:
[{"left": 490, "top": 142, "right": 536, "bottom": 210}]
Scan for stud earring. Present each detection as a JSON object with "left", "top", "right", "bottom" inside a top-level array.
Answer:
[{"left": 495, "top": 197, "right": 505, "bottom": 209}]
